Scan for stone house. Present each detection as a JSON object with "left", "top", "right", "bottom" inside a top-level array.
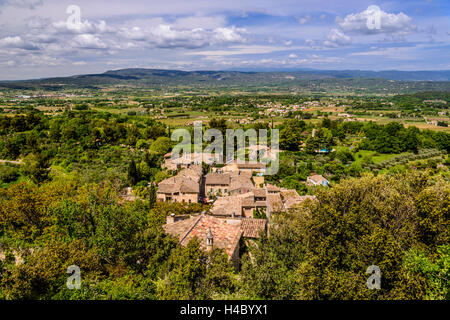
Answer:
[
  {"left": 205, "top": 173, "right": 231, "bottom": 197},
  {"left": 222, "top": 161, "right": 266, "bottom": 175},
  {"left": 211, "top": 185, "right": 315, "bottom": 219},
  {"left": 157, "top": 165, "right": 203, "bottom": 203},
  {"left": 163, "top": 152, "right": 223, "bottom": 171},
  {"left": 164, "top": 213, "right": 266, "bottom": 271},
  {"left": 229, "top": 171, "right": 254, "bottom": 195},
  {"left": 306, "top": 174, "right": 330, "bottom": 187}
]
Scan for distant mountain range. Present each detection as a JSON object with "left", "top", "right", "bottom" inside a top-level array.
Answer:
[
  {"left": 241, "top": 69, "right": 450, "bottom": 81},
  {"left": 1, "top": 68, "right": 449, "bottom": 91}
]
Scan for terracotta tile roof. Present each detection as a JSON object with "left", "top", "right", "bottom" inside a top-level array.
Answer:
[
  {"left": 164, "top": 214, "right": 242, "bottom": 258},
  {"left": 178, "top": 165, "right": 203, "bottom": 182},
  {"left": 157, "top": 165, "right": 202, "bottom": 195},
  {"left": 157, "top": 176, "right": 177, "bottom": 194},
  {"left": 239, "top": 192, "right": 256, "bottom": 207},
  {"left": 281, "top": 190, "right": 316, "bottom": 209},
  {"left": 164, "top": 216, "right": 199, "bottom": 238},
  {"left": 157, "top": 175, "right": 200, "bottom": 194},
  {"left": 211, "top": 197, "right": 240, "bottom": 216},
  {"left": 205, "top": 173, "right": 231, "bottom": 186},
  {"left": 230, "top": 175, "right": 254, "bottom": 192},
  {"left": 267, "top": 193, "right": 284, "bottom": 212},
  {"left": 308, "top": 174, "right": 328, "bottom": 183},
  {"left": 266, "top": 184, "right": 280, "bottom": 192},
  {"left": 252, "top": 188, "right": 267, "bottom": 197},
  {"left": 229, "top": 171, "right": 252, "bottom": 179},
  {"left": 254, "top": 200, "right": 267, "bottom": 207},
  {"left": 237, "top": 162, "right": 266, "bottom": 169},
  {"left": 299, "top": 195, "right": 317, "bottom": 202},
  {"left": 170, "top": 153, "right": 222, "bottom": 166},
  {"left": 241, "top": 218, "right": 267, "bottom": 238}
]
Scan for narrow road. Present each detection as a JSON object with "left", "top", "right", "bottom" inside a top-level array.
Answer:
[{"left": 0, "top": 159, "right": 23, "bottom": 165}]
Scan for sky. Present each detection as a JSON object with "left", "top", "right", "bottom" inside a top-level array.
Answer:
[{"left": 0, "top": 0, "right": 449, "bottom": 80}]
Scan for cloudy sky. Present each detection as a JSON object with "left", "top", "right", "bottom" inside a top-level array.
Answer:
[{"left": 0, "top": 0, "right": 449, "bottom": 79}]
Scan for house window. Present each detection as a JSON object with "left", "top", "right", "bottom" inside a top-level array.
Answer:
[{"left": 188, "top": 199, "right": 191, "bottom": 203}]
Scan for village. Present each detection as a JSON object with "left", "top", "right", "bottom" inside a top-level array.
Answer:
[{"left": 155, "top": 149, "right": 323, "bottom": 270}]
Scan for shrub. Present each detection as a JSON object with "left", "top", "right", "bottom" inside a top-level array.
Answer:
[{"left": 0, "top": 164, "right": 20, "bottom": 183}]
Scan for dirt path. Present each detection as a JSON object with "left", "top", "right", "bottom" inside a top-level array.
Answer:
[{"left": 0, "top": 159, "right": 23, "bottom": 165}]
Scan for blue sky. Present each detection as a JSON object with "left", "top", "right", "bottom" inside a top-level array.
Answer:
[{"left": 0, "top": 0, "right": 448, "bottom": 79}]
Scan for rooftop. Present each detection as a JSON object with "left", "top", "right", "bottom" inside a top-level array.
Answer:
[
  {"left": 308, "top": 174, "right": 329, "bottom": 183},
  {"left": 240, "top": 218, "right": 267, "bottom": 238},
  {"left": 205, "top": 173, "right": 231, "bottom": 185},
  {"left": 237, "top": 162, "right": 266, "bottom": 169},
  {"left": 164, "top": 214, "right": 242, "bottom": 258}
]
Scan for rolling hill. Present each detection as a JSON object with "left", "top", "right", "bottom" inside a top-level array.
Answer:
[{"left": 1, "top": 68, "right": 449, "bottom": 92}]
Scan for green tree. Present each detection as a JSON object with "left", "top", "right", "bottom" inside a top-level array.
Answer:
[
  {"left": 149, "top": 137, "right": 172, "bottom": 155},
  {"left": 127, "top": 160, "right": 139, "bottom": 186},
  {"left": 22, "top": 152, "right": 50, "bottom": 184},
  {"left": 402, "top": 245, "right": 450, "bottom": 300},
  {"left": 1, "top": 240, "right": 103, "bottom": 299}
]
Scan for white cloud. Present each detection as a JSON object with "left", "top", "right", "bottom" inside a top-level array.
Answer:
[
  {"left": 350, "top": 46, "right": 420, "bottom": 60},
  {"left": 52, "top": 19, "right": 109, "bottom": 35},
  {"left": 73, "top": 34, "right": 106, "bottom": 49},
  {"left": 213, "top": 26, "right": 245, "bottom": 43},
  {"left": 188, "top": 44, "right": 307, "bottom": 57},
  {"left": 0, "top": 35, "right": 38, "bottom": 49},
  {"left": 118, "top": 26, "right": 147, "bottom": 41},
  {"left": 149, "top": 25, "right": 208, "bottom": 48},
  {"left": 338, "top": 5, "right": 416, "bottom": 35},
  {"left": 1, "top": 0, "right": 42, "bottom": 9},
  {"left": 0, "top": 60, "right": 15, "bottom": 67},
  {"left": 0, "top": 35, "right": 22, "bottom": 46},
  {"left": 298, "top": 15, "right": 311, "bottom": 25},
  {"left": 206, "top": 54, "right": 344, "bottom": 68},
  {"left": 173, "top": 15, "right": 227, "bottom": 29},
  {"left": 33, "top": 34, "right": 58, "bottom": 44},
  {"left": 323, "top": 28, "right": 351, "bottom": 47},
  {"left": 120, "top": 24, "right": 246, "bottom": 49},
  {"left": 288, "top": 53, "right": 297, "bottom": 58}
]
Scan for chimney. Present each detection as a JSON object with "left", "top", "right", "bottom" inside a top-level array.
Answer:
[
  {"left": 231, "top": 211, "right": 235, "bottom": 218},
  {"left": 206, "top": 227, "right": 213, "bottom": 251},
  {"left": 166, "top": 213, "right": 176, "bottom": 224}
]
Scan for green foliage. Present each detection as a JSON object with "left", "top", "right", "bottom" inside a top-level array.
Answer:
[
  {"left": 21, "top": 152, "right": 50, "bottom": 184},
  {"left": 0, "top": 104, "right": 448, "bottom": 301},
  {"left": 253, "top": 208, "right": 267, "bottom": 219},
  {"left": 402, "top": 245, "right": 450, "bottom": 300},
  {"left": 241, "top": 173, "right": 449, "bottom": 300},
  {"left": 305, "top": 127, "right": 333, "bottom": 154},
  {"left": 279, "top": 119, "right": 306, "bottom": 151},
  {"left": 361, "top": 122, "right": 423, "bottom": 154},
  {"left": 149, "top": 137, "right": 172, "bottom": 155},
  {"left": 156, "top": 239, "right": 235, "bottom": 300},
  {"left": 0, "top": 164, "right": 20, "bottom": 183},
  {"left": 208, "top": 118, "right": 228, "bottom": 136},
  {"left": 127, "top": 160, "right": 138, "bottom": 186},
  {"left": 1, "top": 240, "right": 103, "bottom": 299},
  {"left": 241, "top": 212, "right": 306, "bottom": 299}
]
